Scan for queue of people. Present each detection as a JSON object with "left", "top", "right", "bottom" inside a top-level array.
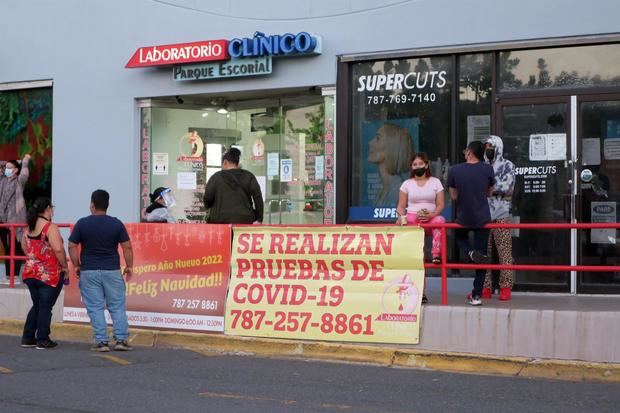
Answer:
[
  {"left": 396, "top": 136, "right": 516, "bottom": 306},
  {"left": 6, "top": 136, "right": 515, "bottom": 350}
]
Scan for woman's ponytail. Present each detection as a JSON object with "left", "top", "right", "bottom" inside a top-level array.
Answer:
[{"left": 27, "top": 197, "right": 52, "bottom": 231}]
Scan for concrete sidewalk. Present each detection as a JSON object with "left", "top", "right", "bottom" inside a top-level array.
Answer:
[
  {"left": 2, "top": 277, "right": 619, "bottom": 381},
  {"left": 1, "top": 318, "right": 619, "bottom": 384}
]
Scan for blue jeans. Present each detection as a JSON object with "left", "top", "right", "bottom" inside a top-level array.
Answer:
[
  {"left": 79, "top": 270, "right": 129, "bottom": 343},
  {"left": 456, "top": 228, "right": 490, "bottom": 298},
  {"left": 23, "top": 275, "right": 64, "bottom": 343}
]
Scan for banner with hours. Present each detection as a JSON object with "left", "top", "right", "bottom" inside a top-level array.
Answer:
[
  {"left": 225, "top": 225, "right": 425, "bottom": 344},
  {"left": 63, "top": 223, "right": 231, "bottom": 332}
]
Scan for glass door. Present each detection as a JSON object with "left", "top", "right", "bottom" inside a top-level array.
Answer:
[
  {"left": 496, "top": 97, "right": 572, "bottom": 292},
  {"left": 577, "top": 96, "right": 620, "bottom": 293},
  {"left": 277, "top": 96, "right": 327, "bottom": 224},
  {"left": 232, "top": 95, "right": 331, "bottom": 225}
]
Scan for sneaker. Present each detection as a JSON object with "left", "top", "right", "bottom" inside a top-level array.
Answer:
[
  {"left": 499, "top": 288, "right": 512, "bottom": 301},
  {"left": 431, "top": 256, "right": 441, "bottom": 265},
  {"left": 468, "top": 250, "right": 490, "bottom": 264},
  {"left": 36, "top": 340, "right": 58, "bottom": 350},
  {"left": 91, "top": 342, "right": 110, "bottom": 352},
  {"left": 481, "top": 287, "right": 492, "bottom": 299},
  {"left": 113, "top": 340, "right": 133, "bottom": 351},
  {"left": 468, "top": 295, "right": 482, "bottom": 306},
  {"left": 20, "top": 339, "right": 37, "bottom": 348}
]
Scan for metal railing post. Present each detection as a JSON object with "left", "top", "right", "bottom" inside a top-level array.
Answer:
[
  {"left": 9, "top": 224, "right": 15, "bottom": 288},
  {"left": 441, "top": 226, "right": 448, "bottom": 305}
]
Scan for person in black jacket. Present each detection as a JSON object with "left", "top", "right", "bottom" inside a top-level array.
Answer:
[{"left": 204, "top": 148, "right": 263, "bottom": 224}]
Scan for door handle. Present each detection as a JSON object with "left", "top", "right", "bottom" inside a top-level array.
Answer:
[
  {"left": 563, "top": 194, "right": 571, "bottom": 222},
  {"left": 267, "top": 199, "right": 279, "bottom": 224}
]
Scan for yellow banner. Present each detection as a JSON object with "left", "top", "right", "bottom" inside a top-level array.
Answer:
[{"left": 225, "top": 225, "right": 425, "bottom": 344}]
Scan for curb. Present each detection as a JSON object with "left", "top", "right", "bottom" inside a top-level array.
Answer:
[{"left": 1, "top": 319, "right": 619, "bottom": 383}]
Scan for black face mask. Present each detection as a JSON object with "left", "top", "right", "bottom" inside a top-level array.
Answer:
[
  {"left": 413, "top": 167, "right": 426, "bottom": 177},
  {"left": 485, "top": 148, "right": 495, "bottom": 161}
]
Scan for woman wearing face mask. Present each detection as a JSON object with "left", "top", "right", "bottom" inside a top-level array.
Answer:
[
  {"left": 21, "top": 197, "right": 68, "bottom": 349},
  {"left": 396, "top": 152, "right": 446, "bottom": 265},
  {"left": 145, "top": 187, "right": 177, "bottom": 223},
  {"left": 0, "top": 154, "right": 31, "bottom": 279}
]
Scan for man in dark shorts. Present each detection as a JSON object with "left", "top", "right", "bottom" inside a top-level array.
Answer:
[
  {"left": 447, "top": 141, "right": 494, "bottom": 306},
  {"left": 68, "top": 190, "right": 134, "bottom": 351}
]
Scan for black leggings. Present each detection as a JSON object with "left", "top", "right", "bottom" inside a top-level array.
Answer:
[{"left": 0, "top": 227, "right": 24, "bottom": 277}]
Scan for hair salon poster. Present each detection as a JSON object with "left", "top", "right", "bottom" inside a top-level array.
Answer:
[{"left": 349, "top": 118, "right": 419, "bottom": 222}]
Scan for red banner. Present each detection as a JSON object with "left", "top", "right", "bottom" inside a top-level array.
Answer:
[
  {"left": 63, "top": 223, "right": 231, "bottom": 332},
  {"left": 126, "top": 39, "right": 229, "bottom": 68}
]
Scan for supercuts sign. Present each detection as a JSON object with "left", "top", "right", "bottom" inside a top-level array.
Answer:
[{"left": 126, "top": 32, "right": 320, "bottom": 69}]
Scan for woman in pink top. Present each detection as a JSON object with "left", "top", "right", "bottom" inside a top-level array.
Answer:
[{"left": 396, "top": 152, "right": 446, "bottom": 264}]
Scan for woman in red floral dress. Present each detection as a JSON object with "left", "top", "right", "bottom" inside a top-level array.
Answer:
[{"left": 21, "top": 197, "right": 69, "bottom": 349}]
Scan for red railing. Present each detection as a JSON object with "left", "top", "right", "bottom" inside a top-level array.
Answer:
[
  {"left": 2, "top": 222, "right": 618, "bottom": 305},
  {"left": 419, "top": 222, "right": 620, "bottom": 305},
  {"left": 0, "top": 223, "right": 73, "bottom": 288}
]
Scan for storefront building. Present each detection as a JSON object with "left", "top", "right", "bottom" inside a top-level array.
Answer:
[{"left": 0, "top": 1, "right": 618, "bottom": 293}]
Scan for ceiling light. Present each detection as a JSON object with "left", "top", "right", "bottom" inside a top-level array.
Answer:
[
  {"left": 202, "top": 112, "right": 209, "bottom": 117},
  {"left": 217, "top": 107, "right": 228, "bottom": 114}
]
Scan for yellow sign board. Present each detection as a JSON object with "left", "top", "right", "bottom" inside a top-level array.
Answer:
[{"left": 225, "top": 226, "right": 425, "bottom": 344}]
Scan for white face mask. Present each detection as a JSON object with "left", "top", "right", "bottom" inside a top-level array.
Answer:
[{"left": 4, "top": 168, "right": 14, "bottom": 177}]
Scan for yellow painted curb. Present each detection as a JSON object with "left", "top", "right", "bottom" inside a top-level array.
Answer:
[
  {"left": 392, "top": 351, "right": 527, "bottom": 376},
  {"left": 520, "top": 359, "right": 620, "bottom": 382},
  {"left": 1, "top": 319, "right": 619, "bottom": 383}
]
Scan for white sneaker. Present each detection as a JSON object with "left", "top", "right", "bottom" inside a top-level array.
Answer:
[{"left": 468, "top": 296, "right": 482, "bottom": 306}]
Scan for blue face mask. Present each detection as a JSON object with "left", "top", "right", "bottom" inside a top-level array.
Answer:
[{"left": 4, "top": 168, "right": 13, "bottom": 177}]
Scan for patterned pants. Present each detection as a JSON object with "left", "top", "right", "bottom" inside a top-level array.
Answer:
[{"left": 484, "top": 218, "right": 514, "bottom": 290}]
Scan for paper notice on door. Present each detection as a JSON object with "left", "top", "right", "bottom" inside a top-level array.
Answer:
[
  {"left": 604, "top": 139, "right": 620, "bottom": 160},
  {"left": 280, "top": 159, "right": 293, "bottom": 182},
  {"left": 152, "top": 152, "right": 169, "bottom": 175},
  {"left": 529, "top": 134, "right": 566, "bottom": 161},
  {"left": 267, "top": 152, "right": 279, "bottom": 176},
  {"left": 581, "top": 138, "right": 601, "bottom": 166},
  {"left": 591, "top": 201, "right": 617, "bottom": 244},
  {"left": 177, "top": 172, "right": 197, "bottom": 190},
  {"left": 256, "top": 175, "right": 266, "bottom": 202},
  {"left": 467, "top": 115, "right": 490, "bottom": 144},
  {"left": 315, "top": 155, "right": 324, "bottom": 180},
  {"left": 206, "top": 144, "right": 222, "bottom": 166},
  {"left": 206, "top": 167, "right": 220, "bottom": 184}
]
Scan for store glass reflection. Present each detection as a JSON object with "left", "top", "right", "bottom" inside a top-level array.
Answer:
[
  {"left": 579, "top": 100, "right": 620, "bottom": 291},
  {"left": 350, "top": 57, "right": 453, "bottom": 222},
  {"left": 140, "top": 95, "right": 333, "bottom": 225},
  {"left": 499, "top": 44, "right": 620, "bottom": 91},
  {"left": 500, "top": 103, "right": 571, "bottom": 290}
]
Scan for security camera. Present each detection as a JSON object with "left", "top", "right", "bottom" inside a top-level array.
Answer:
[{"left": 175, "top": 95, "right": 184, "bottom": 104}]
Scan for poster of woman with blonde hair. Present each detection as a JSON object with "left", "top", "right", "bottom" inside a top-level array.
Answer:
[{"left": 367, "top": 122, "right": 415, "bottom": 206}]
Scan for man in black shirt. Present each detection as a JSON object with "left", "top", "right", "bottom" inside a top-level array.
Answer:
[
  {"left": 447, "top": 141, "right": 494, "bottom": 306},
  {"left": 204, "top": 148, "right": 263, "bottom": 224}
]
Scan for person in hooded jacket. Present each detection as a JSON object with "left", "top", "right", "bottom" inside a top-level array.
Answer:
[
  {"left": 482, "top": 135, "right": 515, "bottom": 301},
  {"left": 145, "top": 187, "right": 176, "bottom": 223},
  {"left": 203, "top": 148, "right": 263, "bottom": 224}
]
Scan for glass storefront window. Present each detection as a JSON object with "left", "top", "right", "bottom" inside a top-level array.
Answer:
[
  {"left": 350, "top": 56, "right": 453, "bottom": 221},
  {"left": 458, "top": 53, "right": 492, "bottom": 153},
  {"left": 579, "top": 100, "right": 620, "bottom": 291},
  {"left": 0, "top": 87, "right": 53, "bottom": 201},
  {"left": 499, "top": 44, "right": 620, "bottom": 91},
  {"left": 140, "top": 95, "right": 333, "bottom": 225}
]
